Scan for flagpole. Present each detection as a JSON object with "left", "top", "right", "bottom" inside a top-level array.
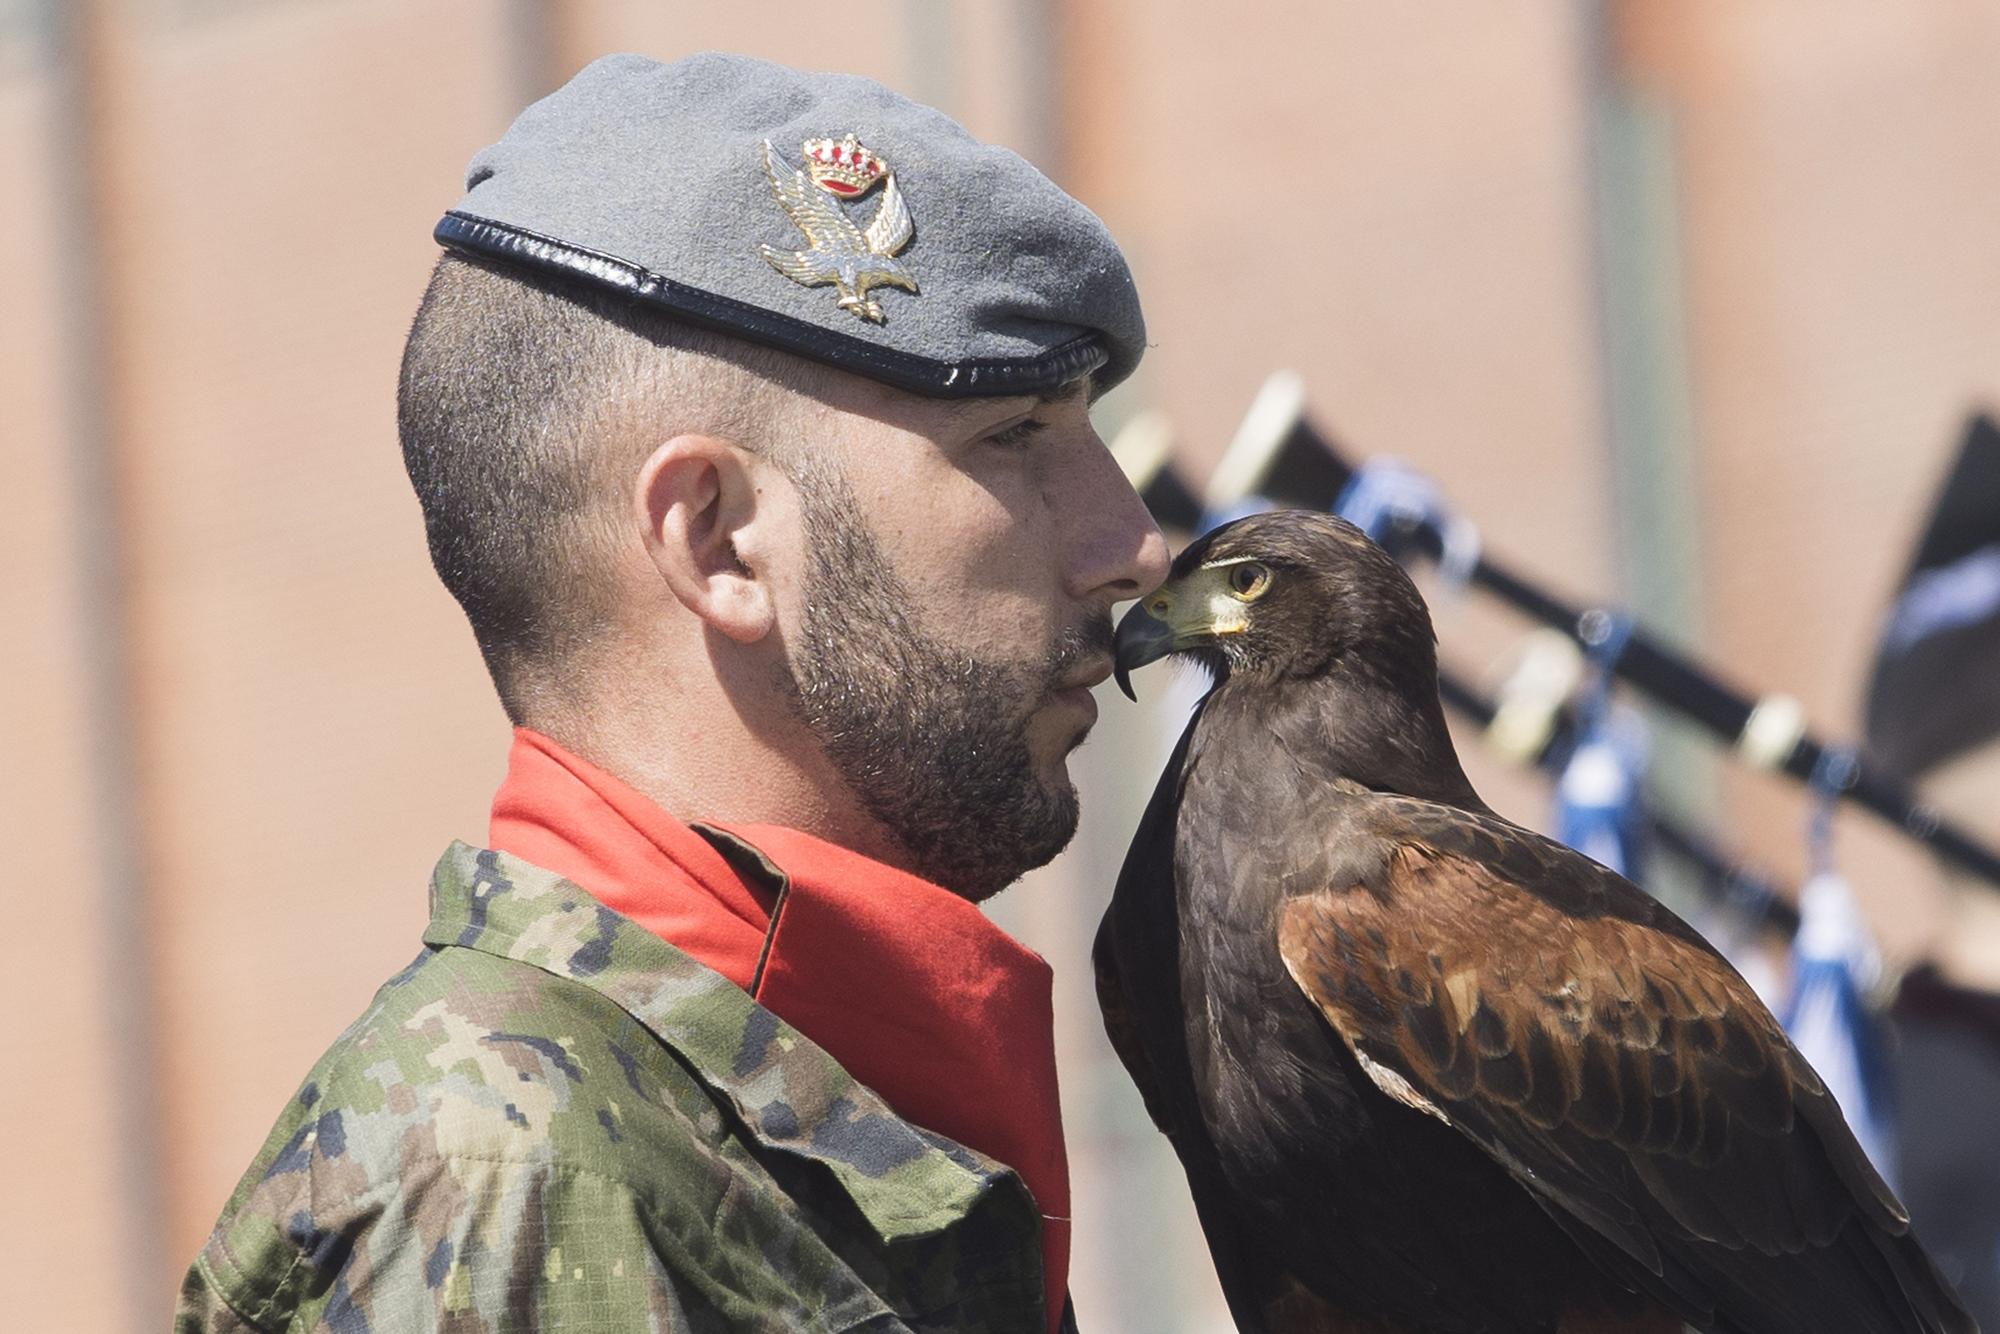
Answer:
[{"left": 1393, "top": 505, "right": 2000, "bottom": 890}]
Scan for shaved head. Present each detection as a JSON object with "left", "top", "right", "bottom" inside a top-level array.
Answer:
[{"left": 397, "top": 253, "right": 832, "bottom": 719}]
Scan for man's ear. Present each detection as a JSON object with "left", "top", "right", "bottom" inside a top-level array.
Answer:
[{"left": 635, "top": 435, "right": 776, "bottom": 644}]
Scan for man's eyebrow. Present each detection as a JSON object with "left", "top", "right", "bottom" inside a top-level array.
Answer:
[
  {"left": 1041, "top": 374, "right": 1098, "bottom": 407},
  {"left": 941, "top": 372, "right": 1100, "bottom": 425}
]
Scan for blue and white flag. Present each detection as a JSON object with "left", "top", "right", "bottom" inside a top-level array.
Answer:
[
  {"left": 1782, "top": 867, "right": 1896, "bottom": 1180},
  {"left": 1781, "top": 757, "right": 1897, "bottom": 1182},
  {"left": 1553, "top": 706, "right": 1649, "bottom": 879}
]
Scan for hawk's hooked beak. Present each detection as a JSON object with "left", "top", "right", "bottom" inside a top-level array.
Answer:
[
  {"left": 1113, "top": 600, "right": 1176, "bottom": 701},
  {"left": 1113, "top": 565, "right": 1259, "bottom": 700}
]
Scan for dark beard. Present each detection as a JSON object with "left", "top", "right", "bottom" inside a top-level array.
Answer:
[{"left": 783, "top": 462, "right": 1108, "bottom": 901}]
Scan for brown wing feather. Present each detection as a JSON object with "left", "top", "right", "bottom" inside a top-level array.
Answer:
[
  {"left": 1279, "top": 841, "right": 1818, "bottom": 1170},
  {"left": 1275, "top": 802, "right": 1972, "bottom": 1333}
]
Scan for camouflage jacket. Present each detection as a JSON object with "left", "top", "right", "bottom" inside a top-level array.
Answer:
[{"left": 176, "top": 842, "right": 1061, "bottom": 1332}]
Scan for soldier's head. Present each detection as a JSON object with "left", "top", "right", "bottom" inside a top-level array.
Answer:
[{"left": 398, "top": 54, "right": 1167, "bottom": 900}]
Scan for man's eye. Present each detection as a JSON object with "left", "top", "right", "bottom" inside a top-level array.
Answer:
[{"left": 987, "top": 419, "right": 1048, "bottom": 450}]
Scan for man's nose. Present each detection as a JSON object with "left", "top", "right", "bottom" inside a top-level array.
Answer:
[{"left": 1062, "top": 438, "right": 1173, "bottom": 604}]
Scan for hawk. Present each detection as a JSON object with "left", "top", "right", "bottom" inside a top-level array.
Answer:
[{"left": 1100, "top": 510, "right": 1974, "bottom": 1334}]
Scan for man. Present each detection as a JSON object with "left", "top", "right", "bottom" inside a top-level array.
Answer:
[{"left": 177, "top": 52, "right": 1167, "bottom": 1333}]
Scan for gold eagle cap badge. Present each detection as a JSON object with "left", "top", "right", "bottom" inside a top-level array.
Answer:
[{"left": 758, "top": 134, "right": 918, "bottom": 324}]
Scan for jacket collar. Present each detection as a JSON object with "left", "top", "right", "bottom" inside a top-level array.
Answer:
[{"left": 420, "top": 840, "right": 1037, "bottom": 1248}]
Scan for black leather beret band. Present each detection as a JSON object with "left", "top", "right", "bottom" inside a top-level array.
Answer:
[{"left": 436, "top": 211, "right": 1111, "bottom": 400}]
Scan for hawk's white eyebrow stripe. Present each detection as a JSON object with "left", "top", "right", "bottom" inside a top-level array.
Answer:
[{"left": 1197, "top": 555, "right": 1262, "bottom": 570}]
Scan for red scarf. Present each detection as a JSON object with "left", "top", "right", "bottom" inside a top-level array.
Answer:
[{"left": 490, "top": 728, "right": 1071, "bottom": 1329}]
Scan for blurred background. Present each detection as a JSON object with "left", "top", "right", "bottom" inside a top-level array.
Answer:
[{"left": 9, "top": 2, "right": 2000, "bottom": 1330}]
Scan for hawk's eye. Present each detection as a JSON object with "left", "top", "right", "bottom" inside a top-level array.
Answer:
[{"left": 1227, "top": 562, "right": 1271, "bottom": 600}]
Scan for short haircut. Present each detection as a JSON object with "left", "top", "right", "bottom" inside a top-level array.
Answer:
[{"left": 397, "top": 253, "right": 829, "bottom": 721}]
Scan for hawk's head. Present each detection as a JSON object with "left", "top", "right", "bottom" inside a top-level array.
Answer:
[{"left": 1113, "top": 510, "right": 1437, "bottom": 699}]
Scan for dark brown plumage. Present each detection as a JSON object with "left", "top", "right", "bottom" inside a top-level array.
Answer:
[{"left": 1100, "top": 510, "right": 1975, "bottom": 1334}]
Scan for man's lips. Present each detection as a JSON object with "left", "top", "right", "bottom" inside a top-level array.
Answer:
[
  {"left": 1055, "top": 655, "right": 1115, "bottom": 694},
  {"left": 1048, "top": 657, "right": 1112, "bottom": 729},
  {"left": 1051, "top": 683, "right": 1100, "bottom": 728}
]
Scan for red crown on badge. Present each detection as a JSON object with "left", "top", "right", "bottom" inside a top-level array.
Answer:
[{"left": 803, "top": 135, "right": 888, "bottom": 197}]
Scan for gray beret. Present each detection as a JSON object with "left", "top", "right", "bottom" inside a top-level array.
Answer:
[{"left": 436, "top": 52, "right": 1145, "bottom": 397}]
